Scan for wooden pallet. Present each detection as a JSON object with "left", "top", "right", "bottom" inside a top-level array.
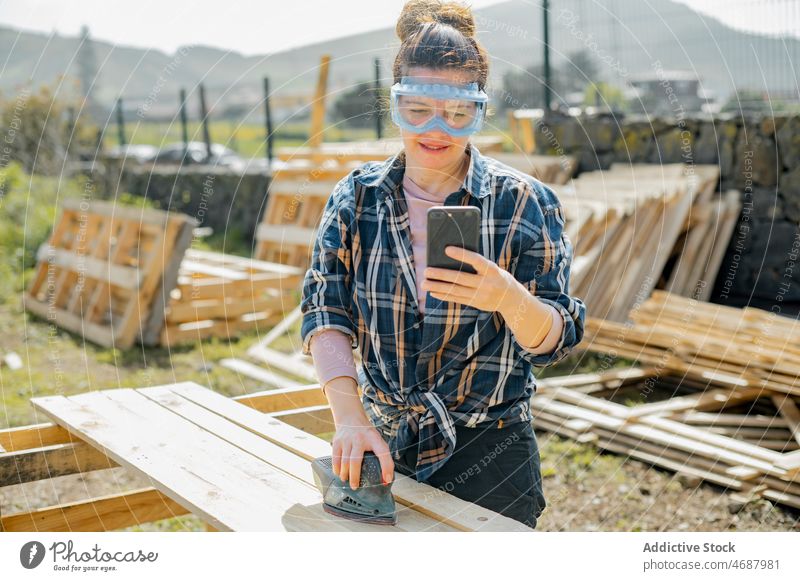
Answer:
[
  {"left": 155, "top": 249, "right": 305, "bottom": 347},
  {"left": 254, "top": 176, "right": 342, "bottom": 268},
  {"left": 23, "top": 200, "right": 197, "bottom": 349},
  {"left": 23, "top": 382, "right": 530, "bottom": 531}
]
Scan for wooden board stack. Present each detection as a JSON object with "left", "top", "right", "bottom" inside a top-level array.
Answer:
[
  {"left": 154, "top": 249, "right": 304, "bottom": 347},
  {"left": 508, "top": 109, "right": 539, "bottom": 154},
  {"left": 548, "top": 163, "right": 728, "bottom": 322},
  {"left": 532, "top": 368, "right": 800, "bottom": 510},
  {"left": 583, "top": 289, "right": 800, "bottom": 399},
  {"left": 24, "top": 200, "right": 197, "bottom": 349}
]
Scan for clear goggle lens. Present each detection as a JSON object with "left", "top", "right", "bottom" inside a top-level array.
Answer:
[
  {"left": 390, "top": 78, "right": 488, "bottom": 136},
  {"left": 396, "top": 95, "right": 481, "bottom": 130}
]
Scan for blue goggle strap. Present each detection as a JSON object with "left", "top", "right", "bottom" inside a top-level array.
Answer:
[{"left": 390, "top": 76, "right": 489, "bottom": 103}]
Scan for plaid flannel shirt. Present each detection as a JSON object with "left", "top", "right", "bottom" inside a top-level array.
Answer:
[{"left": 300, "top": 142, "right": 586, "bottom": 482}]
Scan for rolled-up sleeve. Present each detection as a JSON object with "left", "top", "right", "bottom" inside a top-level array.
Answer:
[
  {"left": 300, "top": 178, "right": 359, "bottom": 356},
  {"left": 510, "top": 181, "right": 586, "bottom": 367}
]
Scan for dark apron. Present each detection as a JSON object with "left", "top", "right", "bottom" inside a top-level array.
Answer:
[{"left": 393, "top": 420, "right": 547, "bottom": 529}]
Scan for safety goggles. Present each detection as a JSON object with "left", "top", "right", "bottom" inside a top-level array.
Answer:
[{"left": 390, "top": 76, "right": 489, "bottom": 137}]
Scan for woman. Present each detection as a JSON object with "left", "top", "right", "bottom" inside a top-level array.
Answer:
[{"left": 300, "top": 0, "right": 586, "bottom": 530}]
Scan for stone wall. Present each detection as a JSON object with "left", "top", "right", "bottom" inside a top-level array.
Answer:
[
  {"left": 530, "top": 111, "right": 800, "bottom": 315},
  {"left": 88, "top": 160, "right": 270, "bottom": 248}
]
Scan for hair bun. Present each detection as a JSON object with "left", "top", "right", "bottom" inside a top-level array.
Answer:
[{"left": 396, "top": 0, "right": 476, "bottom": 42}]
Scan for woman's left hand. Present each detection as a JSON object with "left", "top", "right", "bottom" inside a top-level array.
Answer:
[{"left": 421, "top": 246, "right": 522, "bottom": 314}]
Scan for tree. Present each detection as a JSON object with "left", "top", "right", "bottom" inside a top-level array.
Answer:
[{"left": 0, "top": 82, "right": 98, "bottom": 176}]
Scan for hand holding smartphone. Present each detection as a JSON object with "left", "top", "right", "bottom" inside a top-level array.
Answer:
[{"left": 426, "top": 206, "right": 480, "bottom": 276}]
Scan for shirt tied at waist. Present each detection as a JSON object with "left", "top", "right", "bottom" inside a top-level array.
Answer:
[{"left": 369, "top": 386, "right": 458, "bottom": 483}]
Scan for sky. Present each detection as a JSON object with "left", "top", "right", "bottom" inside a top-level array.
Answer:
[
  {"left": 0, "top": 0, "right": 796, "bottom": 56},
  {"left": 0, "top": 0, "right": 509, "bottom": 54}
]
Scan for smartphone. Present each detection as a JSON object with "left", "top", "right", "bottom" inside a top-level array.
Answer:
[{"left": 426, "top": 206, "right": 480, "bottom": 275}]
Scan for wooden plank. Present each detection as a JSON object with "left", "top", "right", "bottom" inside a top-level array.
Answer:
[
  {"left": 595, "top": 437, "right": 744, "bottom": 491},
  {"left": 168, "top": 381, "right": 532, "bottom": 531},
  {"left": 625, "top": 387, "right": 764, "bottom": 418},
  {"left": 671, "top": 412, "right": 787, "bottom": 428},
  {"left": 142, "top": 218, "right": 197, "bottom": 346},
  {"left": 135, "top": 385, "right": 454, "bottom": 531},
  {"left": 23, "top": 294, "right": 117, "bottom": 347},
  {"left": 0, "top": 422, "right": 73, "bottom": 452},
  {"left": 772, "top": 394, "right": 800, "bottom": 446},
  {"left": 220, "top": 358, "right": 304, "bottom": 389},
  {"left": 159, "top": 310, "right": 284, "bottom": 346},
  {"left": 36, "top": 244, "right": 142, "bottom": 289},
  {"left": 184, "top": 249, "right": 303, "bottom": 275},
  {"left": 308, "top": 55, "right": 331, "bottom": 149},
  {"left": 247, "top": 344, "right": 318, "bottom": 381},
  {"left": 1, "top": 488, "right": 189, "bottom": 532},
  {"left": 165, "top": 294, "right": 286, "bottom": 325},
  {"left": 30, "top": 389, "right": 326, "bottom": 531},
  {"left": 256, "top": 223, "right": 317, "bottom": 246},
  {"left": 0, "top": 441, "right": 116, "bottom": 486},
  {"left": 60, "top": 199, "right": 175, "bottom": 226},
  {"left": 267, "top": 180, "right": 338, "bottom": 198},
  {"left": 235, "top": 383, "right": 327, "bottom": 413},
  {"left": 0, "top": 384, "right": 328, "bottom": 453}
]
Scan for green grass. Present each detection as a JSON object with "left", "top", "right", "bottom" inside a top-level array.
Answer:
[
  {"left": 103, "top": 120, "right": 517, "bottom": 156},
  {"left": 106, "top": 121, "right": 390, "bottom": 156}
]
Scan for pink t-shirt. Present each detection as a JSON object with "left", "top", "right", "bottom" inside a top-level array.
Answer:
[{"left": 309, "top": 173, "right": 564, "bottom": 389}]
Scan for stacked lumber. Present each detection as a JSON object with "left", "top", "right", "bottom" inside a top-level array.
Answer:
[
  {"left": 532, "top": 368, "right": 800, "bottom": 510},
  {"left": 583, "top": 289, "right": 800, "bottom": 399},
  {"left": 548, "top": 162, "right": 727, "bottom": 321},
  {"left": 662, "top": 188, "right": 740, "bottom": 301},
  {"left": 24, "top": 200, "right": 197, "bottom": 349},
  {"left": 508, "top": 109, "right": 539, "bottom": 154},
  {"left": 155, "top": 249, "right": 304, "bottom": 347},
  {"left": 491, "top": 152, "right": 576, "bottom": 184}
]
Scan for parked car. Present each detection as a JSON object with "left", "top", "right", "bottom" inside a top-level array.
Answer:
[
  {"left": 107, "top": 141, "right": 269, "bottom": 172},
  {"left": 105, "top": 144, "right": 159, "bottom": 162},
  {"left": 151, "top": 142, "right": 241, "bottom": 167}
]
